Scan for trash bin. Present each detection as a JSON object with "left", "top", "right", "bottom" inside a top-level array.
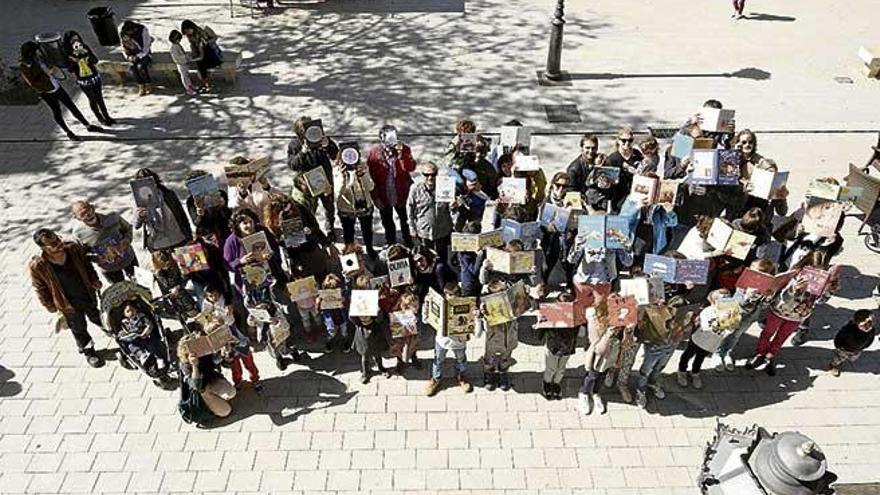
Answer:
[
  {"left": 34, "top": 32, "right": 65, "bottom": 67},
  {"left": 87, "top": 6, "right": 119, "bottom": 46}
]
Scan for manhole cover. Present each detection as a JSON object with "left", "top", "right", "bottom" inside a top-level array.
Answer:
[
  {"left": 834, "top": 76, "right": 854, "bottom": 84},
  {"left": 544, "top": 104, "right": 581, "bottom": 123}
]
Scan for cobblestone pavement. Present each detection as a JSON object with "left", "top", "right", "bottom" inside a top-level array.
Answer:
[{"left": 1, "top": 1, "right": 880, "bottom": 494}]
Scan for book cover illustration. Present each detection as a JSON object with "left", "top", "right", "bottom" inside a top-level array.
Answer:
[
  {"left": 172, "top": 244, "right": 209, "bottom": 273},
  {"left": 798, "top": 266, "right": 833, "bottom": 296},
  {"left": 388, "top": 258, "right": 413, "bottom": 287},
  {"left": 186, "top": 174, "right": 224, "bottom": 210},
  {"left": 606, "top": 294, "right": 638, "bottom": 327},
  {"left": 498, "top": 177, "right": 527, "bottom": 204},
  {"left": 500, "top": 219, "right": 541, "bottom": 248},
  {"left": 435, "top": 174, "right": 457, "bottom": 203},
  {"left": 536, "top": 301, "right": 587, "bottom": 328},
  {"left": 499, "top": 126, "right": 532, "bottom": 149},
  {"left": 390, "top": 310, "right": 418, "bottom": 338},
  {"left": 303, "top": 119, "right": 325, "bottom": 145},
  {"left": 349, "top": 290, "right": 380, "bottom": 317},
  {"left": 735, "top": 269, "right": 797, "bottom": 296},
  {"left": 369, "top": 276, "right": 389, "bottom": 289},
  {"left": 281, "top": 216, "right": 306, "bottom": 248},
  {"left": 576, "top": 215, "right": 606, "bottom": 250},
  {"left": 591, "top": 166, "right": 620, "bottom": 186},
  {"left": 286, "top": 276, "right": 318, "bottom": 302},
  {"left": 304, "top": 167, "right": 331, "bottom": 196},
  {"left": 699, "top": 107, "right": 735, "bottom": 133},
  {"left": 604, "top": 215, "right": 633, "bottom": 251},
  {"left": 242, "top": 231, "right": 270, "bottom": 259},
  {"left": 445, "top": 296, "right": 478, "bottom": 336},
  {"left": 339, "top": 253, "right": 360, "bottom": 273},
  {"left": 423, "top": 288, "right": 446, "bottom": 333},
  {"left": 130, "top": 177, "right": 162, "bottom": 208},
  {"left": 671, "top": 132, "right": 695, "bottom": 160},
  {"left": 716, "top": 150, "right": 742, "bottom": 186},
  {"left": 630, "top": 175, "right": 658, "bottom": 205},
  {"left": 689, "top": 149, "right": 718, "bottom": 185},
  {"left": 513, "top": 155, "right": 541, "bottom": 173},
  {"left": 563, "top": 191, "right": 583, "bottom": 209},
  {"left": 802, "top": 198, "right": 844, "bottom": 237},
  {"left": 318, "top": 289, "right": 344, "bottom": 309}
]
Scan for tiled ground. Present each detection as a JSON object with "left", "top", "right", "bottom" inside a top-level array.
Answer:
[{"left": 1, "top": 0, "right": 880, "bottom": 493}]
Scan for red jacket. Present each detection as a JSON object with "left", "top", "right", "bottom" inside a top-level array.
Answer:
[{"left": 367, "top": 144, "right": 416, "bottom": 209}]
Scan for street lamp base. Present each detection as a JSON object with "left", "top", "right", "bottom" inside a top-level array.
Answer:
[{"left": 536, "top": 70, "right": 573, "bottom": 86}]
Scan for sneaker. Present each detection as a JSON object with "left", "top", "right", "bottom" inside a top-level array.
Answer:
[
  {"left": 828, "top": 365, "right": 841, "bottom": 377},
  {"left": 713, "top": 355, "right": 726, "bottom": 373},
  {"left": 276, "top": 356, "right": 288, "bottom": 371},
  {"left": 724, "top": 359, "right": 736, "bottom": 372},
  {"left": 425, "top": 378, "right": 441, "bottom": 397},
  {"left": 410, "top": 355, "right": 423, "bottom": 370},
  {"left": 676, "top": 371, "right": 689, "bottom": 388},
  {"left": 552, "top": 383, "right": 563, "bottom": 400},
  {"left": 84, "top": 350, "right": 104, "bottom": 368},
  {"left": 765, "top": 359, "right": 777, "bottom": 376},
  {"left": 498, "top": 372, "right": 511, "bottom": 391},
  {"left": 253, "top": 382, "right": 264, "bottom": 394},
  {"left": 745, "top": 355, "right": 765, "bottom": 370},
  {"left": 542, "top": 381, "right": 553, "bottom": 401},
  {"left": 156, "top": 358, "right": 166, "bottom": 370},
  {"left": 691, "top": 373, "right": 703, "bottom": 390},
  {"left": 485, "top": 372, "right": 498, "bottom": 391},
  {"left": 594, "top": 394, "right": 607, "bottom": 414},
  {"left": 635, "top": 389, "right": 648, "bottom": 409},
  {"left": 618, "top": 385, "right": 633, "bottom": 404},
  {"left": 578, "top": 392, "right": 593, "bottom": 415},
  {"left": 649, "top": 383, "right": 666, "bottom": 400},
  {"left": 457, "top": 374, "right": 473, "bottom": 393}
]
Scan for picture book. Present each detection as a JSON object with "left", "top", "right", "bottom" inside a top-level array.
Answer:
[
  {"left": 317, "top": 289, "right": 344, "bottom": 309},
  {"left": 630, "top": 175, "right": 658, "bottom": 205},
  {"left": 802, "top": 198, "right": 844, "bottom": 237},
  {"left": 735, "top": 269, "right": 798, "bottom": 297},
  {"left": 186, "top": 174, "right": 224, "bottom": 210},
  {"left": 671, "top": 132, "right": 695, "bottom": 160},
  {"left": 339, "top": 253, "right": 360, "bottom": 273},
  {"left": 369, "top": 276, "right": 389, "bottom": 289},
  {"left": 242, "top": 231, "right": 270, "bottom": 257},
  {"left": 500, "top": 219, "right": 541, "bottom": 248},
  {"left": 806, "top": 180, "right": 841, "bottom": 201},
  {"left": 435, "top": 174, "right": 457, "bottom": 203},
  {"left": 563, "top": 191, "right": 583, "bottom": 209},
  {"left": 304, "top": 167, "right": 331, "bottom": 196},
  {"left": 224, "top": 156, "right": 270, "bottom": 188},
  {"left": 536, "top": 301, "right": 587, "bottom": 328},
  {"left": 716, "top": 150, "right": 742, "bottom": 186},
  {"left": 605, "top": 215, "right": 633, "bottom": 251},
  {"left": 172, "top": 244, "right": 209, "bottom": 273},
  {"left": 423, "top": 288, "right": 445, "bottom": 333},
  {"left": 280, "top": 216, "right": 306, "bottom": 248},
  {"left": 643, "top": 254, "right": 710, "bottom": 285},
  {"left": 699, "top": 107, "right": 735, "bottom": 133},
  {"left": 339, "top": 141, "right": 361, "bottom": 167},
  {"left": 689, "top": 150, "right": 718, "bottom": 185},
  {"left": 451, "top": 230, "right": 504, "bottom": 252},
  {"left": 576, "top": 215, "right": 633, "bottom": 250},
  {"left": 539, "top": 203, "right": 576, "bottom": 232},
  {"left": 499, "top": 126, "right": 532, "bottom": 149},
  {"left": 749, "top": 168, "right": 790, "bottom": 200},
  {"left": 498, "top": 177, "right": 527, "bottom": 204},
  {"left": 303, "top": 119, "right": 325, "bottom": 145},
  {"left": 421, "top": 288, "right": 477, "bottom": 336},
  {"left": 390, "top": 310, "right": 419, "bottom": 338},
  {"left": 482, "top": 281, "right": 529, "bottom": 326},
  {"left": 485, "top": 247, "right": 536, "bottom": 274},
  {"left": 656, "top": 179, "right": 679, "bottom": 205},
  {"left": 186, "top": 323, "right": 235, "bottom": 358},
  {"left": 710, "top": 297, "right": 743, "bottom": 332},
  {"left": 619, "top": 277, "right": 665, "bottom": 306},
  {"left": 388, "top": 258, "right": 413, "bottom": 287},
  {"left": 846, "top": 164, "right": 880, "bottom": 215},
  {"left": 707, "top": 219, "right": 755, "bottom": 260},
  {"left": 130, "top": 177, "right": 162, "bottom": 208},
  {"left": 606, "top": 294, "right": 638, "bottom": 327},
  {"left": 513, "top": 155, "right": 541, "bottom": 173},
  {"left": 798, "top": 266, "right": 836, "bottom": 296},
  {"left": 241, "top": 264, "right": 269, "bottom": 288},
  {"left": 481, "top": 201, "right": 498, "bottom": 232},
  {"left": 349, "top": 290, "right": 380, "bottom": 317},
  {"left": 591, "top": 166, "right": 620, "bottom": 186},
  {"left": 286, "top": 276, "right": 318, "bottom": 302}
]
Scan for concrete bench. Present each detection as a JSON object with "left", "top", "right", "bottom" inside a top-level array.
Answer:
[
  {"left": 96, "top": 50, "right": 243, "bottom": 85},
  {"left": 858, "top": 46, "right": 880, "bottom": 79}
]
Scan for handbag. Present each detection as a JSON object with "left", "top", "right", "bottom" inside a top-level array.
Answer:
[{"left": 177, "top": 373, "right": 215, "bottom": 424}]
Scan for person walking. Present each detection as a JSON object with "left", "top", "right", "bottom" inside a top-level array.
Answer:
[
  {"left": 29, "top": 229, "right": 105, "bottom": 367},
  {"left": 18, "top": 42, "right": 101, "bottom": 141},
  {"left": 61, "top": 31, "right": 115, "bottom": 126}
]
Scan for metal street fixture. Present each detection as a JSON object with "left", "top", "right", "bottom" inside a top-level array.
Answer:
[{"left": 544, "top": 0, "right": 566, "bottom": 81}]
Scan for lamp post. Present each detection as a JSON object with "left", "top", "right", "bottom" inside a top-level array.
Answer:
[{"left": 543, "top": 0, "right": 566, "bottom": 82}]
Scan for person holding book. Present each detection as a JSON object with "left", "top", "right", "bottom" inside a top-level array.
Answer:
[
  {"left": 827, "top": 310, "right": 876, "bottom": 377},
  {"left": 451, "top": 169, "right": 490, "bottom": 232},
  {"left": 227, "top": 157, "right": 281, "bottom": 225},
  {"left": 188, "top": 226, "right": 233, "bottom": 304},
  {"left": 443, "top": 119, "right": 479, "bottom": 172},
  {"left": 637, "top": 135, "right": 661, "bottom": 175},
  {"left": 222, "top": 208, "right": 286, "bottom": 302},
  {"left": 677, "top": 289, "right": 740, "bottom": 389},
  {"left": 203, "top": 284, "right": 262, "bottom": 393},
  {"left": 29, "top": 229, "right": 106, "bottom": 368},
  {"left": 747, "top": 251, "right": 839, "bottom": 375},
  {"left": 184, "top": 170, "right": 232, "bottom": 247},
  {"left": 367, "top": 125, "right": 416, "bottom": 248},
  {"left": 634, "top": 297, "right": 696, "bottom": 409},
  {"left": 69, "top": 200, "right": 138, "bottom": 284},
  {"left": 479, "top": 280, "right": 520, "bottom": 392},
  {"left": 578, "top": 293, "right": 619, "bottom": 413},
  {"left": 131, "top": 168, "right": 193, "bottom": 253},
  {"left": 470, "top": 139, "right": 499, "bottom": 199},
  {"left": 407, "top": 161, "right": 453, "bottom": 265},
  {"left": 567, "top": 134, "right": 605, "bottom": 193},
  {"left": 290, "top": 275, "right": 322, "bottom": 344},
  {"left": 350, "top": 275, "right": 391, "bottom": 383},
  {"left": 336, "top": 149, "right": 377, "bottom": 258},
  {"left": 540, "top": 172, "right": 577, "bottom": 285},
  {"left": 426, "top": 284, "right": 474, "bottom": 396},
  {"left": 318, "top": 273, "right": 350, "bottom": 352},
  {"left": 388, "top": 289, "right": 421, "bottom": 374},
  {"left": 604, "top": 127, "right": 644, "bottom": 210},
  {"left": 287, "top": 116, "right": 339, "bottom": 238},
  {"left": 262, "top": 193, "right": 336, "bottom": 280},
  {"left": 713, "top": 258, "right": 777, "bottom": 371},
  {"left": 150, "top": 250, "right": 199, "bottom": 318},
  {"left": 455, "top": 222, "right": 485, "bottom": 297},
  {"left": 715, "top": 208, "right": 769, "bottom": 290},
  {"left": 177, "top": 333, "right": 236, "bottom": 419},
  {"left": 538, "top": 291, "right": 580, "bottom": 400}
]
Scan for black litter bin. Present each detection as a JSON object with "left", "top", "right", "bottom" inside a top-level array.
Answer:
[
  {"left": 34, "top": 32, "right": 65, "bottom": 67},
  {"left": 88, "top": 6, "right": 119, "bottom": 46}
]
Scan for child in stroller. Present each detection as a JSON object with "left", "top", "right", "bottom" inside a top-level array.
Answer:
[{"left": 119, "top": 300, "right": 167, "bottom": 371}]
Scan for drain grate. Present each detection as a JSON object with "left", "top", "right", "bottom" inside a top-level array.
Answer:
[
  {"left": 543, "top": 104, "right": 582, "bottom": 123},
  {"left": 834, "top": 76, "right": 854, "bottom": 84}
]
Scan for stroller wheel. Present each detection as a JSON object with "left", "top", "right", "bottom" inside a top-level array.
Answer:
[
  {"left": 117, "top": 351, "right": 135, "bottom": 370},
  {"left": 865, "top": 230, "right": 880, "bottom": 253}
]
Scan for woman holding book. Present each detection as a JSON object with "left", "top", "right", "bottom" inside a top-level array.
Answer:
[
  {"left": 178, "top": 334, "right": 236, "bottom": 419},
  {"left": 131, "top": 168, "right": 192, "bottom": 253},
  {"left": 262, "top": 194, "right": 336, "bottom": 281},
  {"left": 336, "top": 150, "right": 377, "bottom": 258},
  {"left": 222, "top": 208, "right": 286, "bottom": 305}
]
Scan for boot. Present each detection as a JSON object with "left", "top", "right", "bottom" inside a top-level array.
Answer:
[
  {"left": 485, "top": 372, "right": 498, "bottom": 391},
  {"left": 425, "top": 378, "right": 441, "bottom": 397},
  {"left": 765, "top": 358, "right": 777, "bottom": 376},
  {"left": 410, "top": 354, "right": 422, "bottom": 370},
  {"left": 541, "top": 381, "right": 553, "bottom": 400},
  {"left": 745, "top": 354, "right": 766, "bottom": 370},
  {"left": 499, "top": 372, "right": 511, "bottom": 391}
]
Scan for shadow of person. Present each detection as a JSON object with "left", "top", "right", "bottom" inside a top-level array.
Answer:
[
  {"left": 0, "top": 365, "right": 23, "bottom": 398},
  {"left": 201, "top": 369, "right": 356, "bottom": 428},
  {"left": 745, "top": 13, "right": 796, "bottom": 22}
]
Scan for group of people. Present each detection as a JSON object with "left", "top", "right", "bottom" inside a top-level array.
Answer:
[
  {"left": 28, "top": 103, "right": 877, "bottom": 422},
  {"left": 18, "top": 19, "right": 223, "bottom": 139}
]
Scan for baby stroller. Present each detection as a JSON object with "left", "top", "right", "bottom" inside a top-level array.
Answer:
[{"left": 100, "top": 281, "right": 175, "bottom": 386}]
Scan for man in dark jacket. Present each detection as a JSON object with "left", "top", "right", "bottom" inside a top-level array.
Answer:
[
  {"left": 287, "top": 116, "right": 339, "bottom": 240},
  {"left": 29, "top": 228, "right": 105, "bottom": 367},
  {"left": 567, "top": 134, "right": 601, "bottom": 193}
]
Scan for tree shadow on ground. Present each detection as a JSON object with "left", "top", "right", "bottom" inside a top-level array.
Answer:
[
  {"left": 0, "top": 364, "right": 23, "bottom": 398},
  {"left": 202, "top": 368, "right": 356, "bottom": 428}
]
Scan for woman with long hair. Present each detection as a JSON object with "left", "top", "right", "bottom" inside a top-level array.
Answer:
[
  {"left": 181, "top": 19, "right": 222, "bottom": 92},
  {"left": 61, "top": 31, "right": 115, "bottom": 126}
]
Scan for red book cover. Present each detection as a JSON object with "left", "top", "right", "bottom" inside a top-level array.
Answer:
[{"left": 606, "top": 295, "right": 638, "bottom": 327}]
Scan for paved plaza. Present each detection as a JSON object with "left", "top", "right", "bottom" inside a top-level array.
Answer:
[{"left": 1, "top": 0, "right": 880, "bottom": 493}]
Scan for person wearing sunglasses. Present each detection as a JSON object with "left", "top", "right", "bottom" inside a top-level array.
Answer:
[
  {"left": 604, "top": 127, "right": 644, "bottom": 212},
  {"left": 406, "top": 162, "right": 453, "bottom": 264},
  {"left": 539, "top": 172, "right": 577, "bottom": 284},
  {"left": 736, "top": 129, "right": 789, "bottom": 226},
  {"left": 29, "top": 228, "right": 106, "bottom": 368}
]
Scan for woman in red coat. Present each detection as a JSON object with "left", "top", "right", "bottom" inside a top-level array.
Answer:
[{"left": 367, "top": 125, "right": 416, "bottom": 248}]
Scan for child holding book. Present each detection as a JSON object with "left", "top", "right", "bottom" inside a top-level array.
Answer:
[
  {"left": 713, "top": 258, "right": 777, "bottom": 371},
  {"left": 634, "top": 297, "right": 696, "bottom": 409},
  {"left": 203, "top": 284, "right": 262, "bottom": 393},
  {"left": 677, "top": 289, "right": 740, "bottom": 389},
  {"left": 388, "top": 289, "right": 421, "bottom": 373},
  {"left": 455, "top": 221, "right": 485, "bottom": 297},
  {"left": 578, "top": 294, "right": 619, "bottom": 414},
  {"left": 480, "top": 280, "right": 520, "bottom": 392},
  {"left": 538, "top": 292, "right": 580, "bottom": 400},
  {"left": 318, "top": 273, "right": 350, "bottom": 352},
  {"left": 350, "top": 274, "right": 391, "bottom": 383},
  {"left": 290, "top": 275, "right": 321, "bottom": 344},
  {"left": 426, "top": 283, "right": 473, "bottom": 396},
  {"left": 827, "top": 309, "right": 876, "bottom": 377},
  {"left": 246, "top": 298, "right": 297, "bottom": 370}
]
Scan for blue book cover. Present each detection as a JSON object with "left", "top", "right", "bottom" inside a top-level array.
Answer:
[
  {"left": 644, "top": 254, "right": 677, "bottom": 283},
  {"left": 604, "top": 216, "right": 632, "bottom": 251},
  {"left": 500, "top": 218, "right": 521, "bottom": 245},
  {"left": 554, "top": 207, "right": 573, "bottom": 232},
  {"left": 716, "top": 150, "right": 742, "bottom": 186},
  {"left": 671, "top": 133, "right": 695, "bottom": 160},
  {"left": 539, "top": 203, "right": 557, "bottom": 228},
  {"left": 577, "top": 216, "right": 606, "bottom": 250},
  {"left": 676, "top": 259, "right": 710, "bottom": 284},
  {"left": 520, "top": 221, "right": 541, "bottom": 249}
]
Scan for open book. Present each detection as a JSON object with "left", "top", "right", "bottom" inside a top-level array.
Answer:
[{"left": 707, "top": 219, "right": 755, "bottom": 260}]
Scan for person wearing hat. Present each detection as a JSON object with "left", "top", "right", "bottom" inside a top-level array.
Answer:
[
  {"left": 406, "top": 161, "right": 453, "bottom": 264},
  {"left": 367, "top": 125, "right": 416, "bottom": 248},
  {"left": 29, "top": 228, "right": 105, "bottom": 368}
]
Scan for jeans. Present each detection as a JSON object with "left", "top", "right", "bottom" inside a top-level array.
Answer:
[
  {"left": 340, "top": 215, "right": 375, "bottom": 249},
  {"left": 123, "top": 330, "right": 163, "bottom": 364},
  {"left": 579, "top": 369, "right": 603, "bottom": 395},
  {"left": 63, "top": 303, "right": 102, "bottom": 352},
  {"left": 360, "top": 353, "right": 386, "bottom": 376},
  {"left": 129, "top": 55, "right": 152, "bottom": 84},
  {"left": 432, "top": 341, "right": 467, "bottom": 380},
  {"left": 39, "top": 87, "right": 90, "bottom": 135},
  {"left": 636, "top": 344, "right": 675, "bottom": 392},
  {"left": 543, "top": 350, "right": 570, "bottom": 384},
  {"left": 716, "top": 310, "right": 763, "bottom": 358},
  {"left": 379, "top": 205, "right": 413, "bottom": 247},
  {"left": 102, "top": 259, "right": 138, "bottom": 284},
  {"left": 80, "top": 80, "right": 112, "bottom": 123}
]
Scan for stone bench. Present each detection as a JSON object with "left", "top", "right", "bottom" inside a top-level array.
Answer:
[
  {"left": 96, "top": 50, "right": 243, "bottom": 85},
  {"left": 858, "top": 45, "right": 880, "bottom": 79}
]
